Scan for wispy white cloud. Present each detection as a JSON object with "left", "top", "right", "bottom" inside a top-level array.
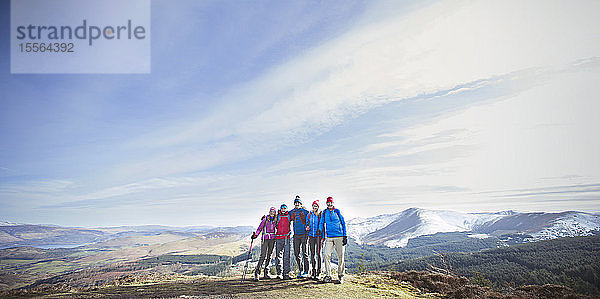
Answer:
[
  {"left": 110, "top": 0, "right": 599, "bottom": 183},
  {"left": 0, "top": 179, "right": 74, "bottom": 194},
  {"left": 3, "top": 0, "right": 599, "bottom": 226},
  {"left": 31, "top": 59, "right": 600, "bottom": 224}
]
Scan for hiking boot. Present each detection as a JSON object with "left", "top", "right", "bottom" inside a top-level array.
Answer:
[
  {"left": 283, "top": 274, "right": 292, "bottom": 280},
  {"left": 296, "top": 271, "right": 303, "bottom": 278},
  {"left": 322, "top": 276, "right": 332, "bottom": 283},
  {"left": 253, "top": 272, "right": 259, "bottom": 282},
  {"left": 263, "top": 269, "right": 271, "bottom": 280},
  {"left": 337, "top": 275, "right": 344, "bottom": 284}
]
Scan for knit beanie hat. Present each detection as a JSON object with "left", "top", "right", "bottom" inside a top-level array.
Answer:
[
  {"left": 312, "top": 200, "right": 319, "bottom": 208},
  {"left": 269, "top": 207, "right": 276, "bottom": 213},
  {"left": 326, "top": 196, "right": 333, "bottom": 204},
  {"left": 280, "top": 204, "right": 288, "bottom": 210},
  {"left": 294, "top": 195, "right": 302, "bottom": 204}
]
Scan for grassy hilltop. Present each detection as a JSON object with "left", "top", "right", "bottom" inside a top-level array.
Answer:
[{"left": 2, "top": 270, "right": 588, "bottom": 299}]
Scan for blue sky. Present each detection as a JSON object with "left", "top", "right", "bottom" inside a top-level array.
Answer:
[{"left": 1, "top": 0, "right": 599, "bottom": 227}]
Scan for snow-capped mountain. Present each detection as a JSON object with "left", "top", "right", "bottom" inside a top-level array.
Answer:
[
  {"left": 522, "top": 211, "right": 600, "bottom": 240},
  {"left": 0, "top": 221, "right": 21, "bottom": 226},
  {"left": 345, "top": 213, "right": 399, "bottom": 245},
  {"left": 347, "top": 208, "right": 600, "bottom": 248}
]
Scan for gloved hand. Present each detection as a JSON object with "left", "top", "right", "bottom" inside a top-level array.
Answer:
[
  {"left": 342, "top": 236, "right": 347, "bottom": 246},
  {"left": 251, "top": 232, "right": 257, "bottom": 239}
]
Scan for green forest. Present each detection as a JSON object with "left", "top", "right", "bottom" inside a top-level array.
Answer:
[
  {"left": 343, "top": 232, "right": 503, "bottom": 269},
  {"left": 368, "top": 235, "right": 600, "bottom": 295}
]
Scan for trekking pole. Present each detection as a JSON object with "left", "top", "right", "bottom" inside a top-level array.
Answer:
[{"left": 241, "top": 238, "right": 254, "bottom": 282}]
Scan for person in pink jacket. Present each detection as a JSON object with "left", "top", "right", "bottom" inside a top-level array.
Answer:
[{"left": 251, "top": 207, "right": 277, "bottom": 281}]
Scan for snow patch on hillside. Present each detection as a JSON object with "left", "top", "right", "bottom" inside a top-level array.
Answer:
[
  {"left": 383, "top": 209, "right": 471, "bottom": 248},
  {"left": 0, "top": 221, "right": 20, "bottom": 226},
  {"left": 530, "top": 212, "right": 600, "bottom": 241},
  {"left": 467, "top": 233, "right": 491, "bottom": 239},
  {"left": 347, "top": 213, "right": 398, "bottom": 244}
]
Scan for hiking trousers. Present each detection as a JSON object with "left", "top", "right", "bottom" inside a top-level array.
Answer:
[
  {"left": 308, "top": 236, "right": 322, "bottom": 275},
  {"left": 275, "top": 237, "right": 291, "bottom": 276},
  {"left": 323, "top": 236, "right": 345, "bottom": 278},
  {"left": 255, "top": 238, "right": 275, "bottom": 274},
  {"left": 293, "top": 233, "right": 309, "bottom": 273}
]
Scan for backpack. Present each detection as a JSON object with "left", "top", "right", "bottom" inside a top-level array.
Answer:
[
  {"left": 276, "top": 212, "right": 290, "bottom": 227},
  {"left": 323, "top": 208, "right": 342, "bottom": 223},
  {"left": 308, "top": 210, "right": 322, "bottom": 232},
  {"left": 261, "top": 215, "right": 276, "bottom": 234},
  {"left": 292, "top": 209, "right": 307, "bottom": 226},
  {"left": 275, "top": 212, "right": 292, "bottom": 237},
  {"left": 308, "top": 210, "right": 322, "bottom": 226}
]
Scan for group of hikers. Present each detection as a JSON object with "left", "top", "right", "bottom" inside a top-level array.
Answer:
[{"left": 251, "top": 195, "right": 347, "bottom": 284}]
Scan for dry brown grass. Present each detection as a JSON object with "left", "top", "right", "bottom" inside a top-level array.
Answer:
[
  {"left": 2, "top": 270, "right": 589, "bottom": 299},
  {"left": 2, "top": 273, "right": 423, "bottom": 298},
  {"left": 387, "top": 271, "right": 588, "bottom": 299}
]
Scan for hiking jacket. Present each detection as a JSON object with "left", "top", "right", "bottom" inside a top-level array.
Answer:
[
  {"left": 318, "top": 207, "right": 346, "bottom": 238},
  {"left": 255, "top": 215, "right": 277, "bottom": 240},
  {"left": 290, "top": 207, "right": 310, "bottom": 235},
  {"left": 275, "top": 211, "right": 292, "bottom": 239},
  {"left": 307, "top": 210, "right": 322, "bottom": 237}
]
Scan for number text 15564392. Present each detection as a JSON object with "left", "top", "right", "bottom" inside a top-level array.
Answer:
[{"left": 19, "top": 42, "right": 74, "bottom": 53}]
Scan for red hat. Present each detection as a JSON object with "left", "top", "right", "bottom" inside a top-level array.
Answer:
[
  {"left": 326, "top": 196, "right": 333, "bottom": 203},
  {"left": 312, "top": 200, "right": 319, "bottom": 207}
]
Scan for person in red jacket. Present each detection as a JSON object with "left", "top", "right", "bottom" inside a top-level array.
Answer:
[{"left": 274, "top": 204, "right": 292, "bottom": 279}]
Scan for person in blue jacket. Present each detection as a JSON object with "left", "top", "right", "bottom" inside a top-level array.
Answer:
[
  {"left": 290, "top": 195, "right": 310, "bottom": 278},
  {"left": 318, "top": 196, "right": 347, "bottom": 284},
  {"left": 306, "top": 200, "right": 322, "bottom": 280}
]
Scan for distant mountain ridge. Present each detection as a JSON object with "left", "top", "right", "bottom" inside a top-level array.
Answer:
[
  {"left": 4, "top": 208, "right": 599, "bottom": 249},
  {"left": 347, "top": 208, "right": 600, "bottom": 247},
  {"left": 0, "top": 222, "right": 253, "bottom": 249}
]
